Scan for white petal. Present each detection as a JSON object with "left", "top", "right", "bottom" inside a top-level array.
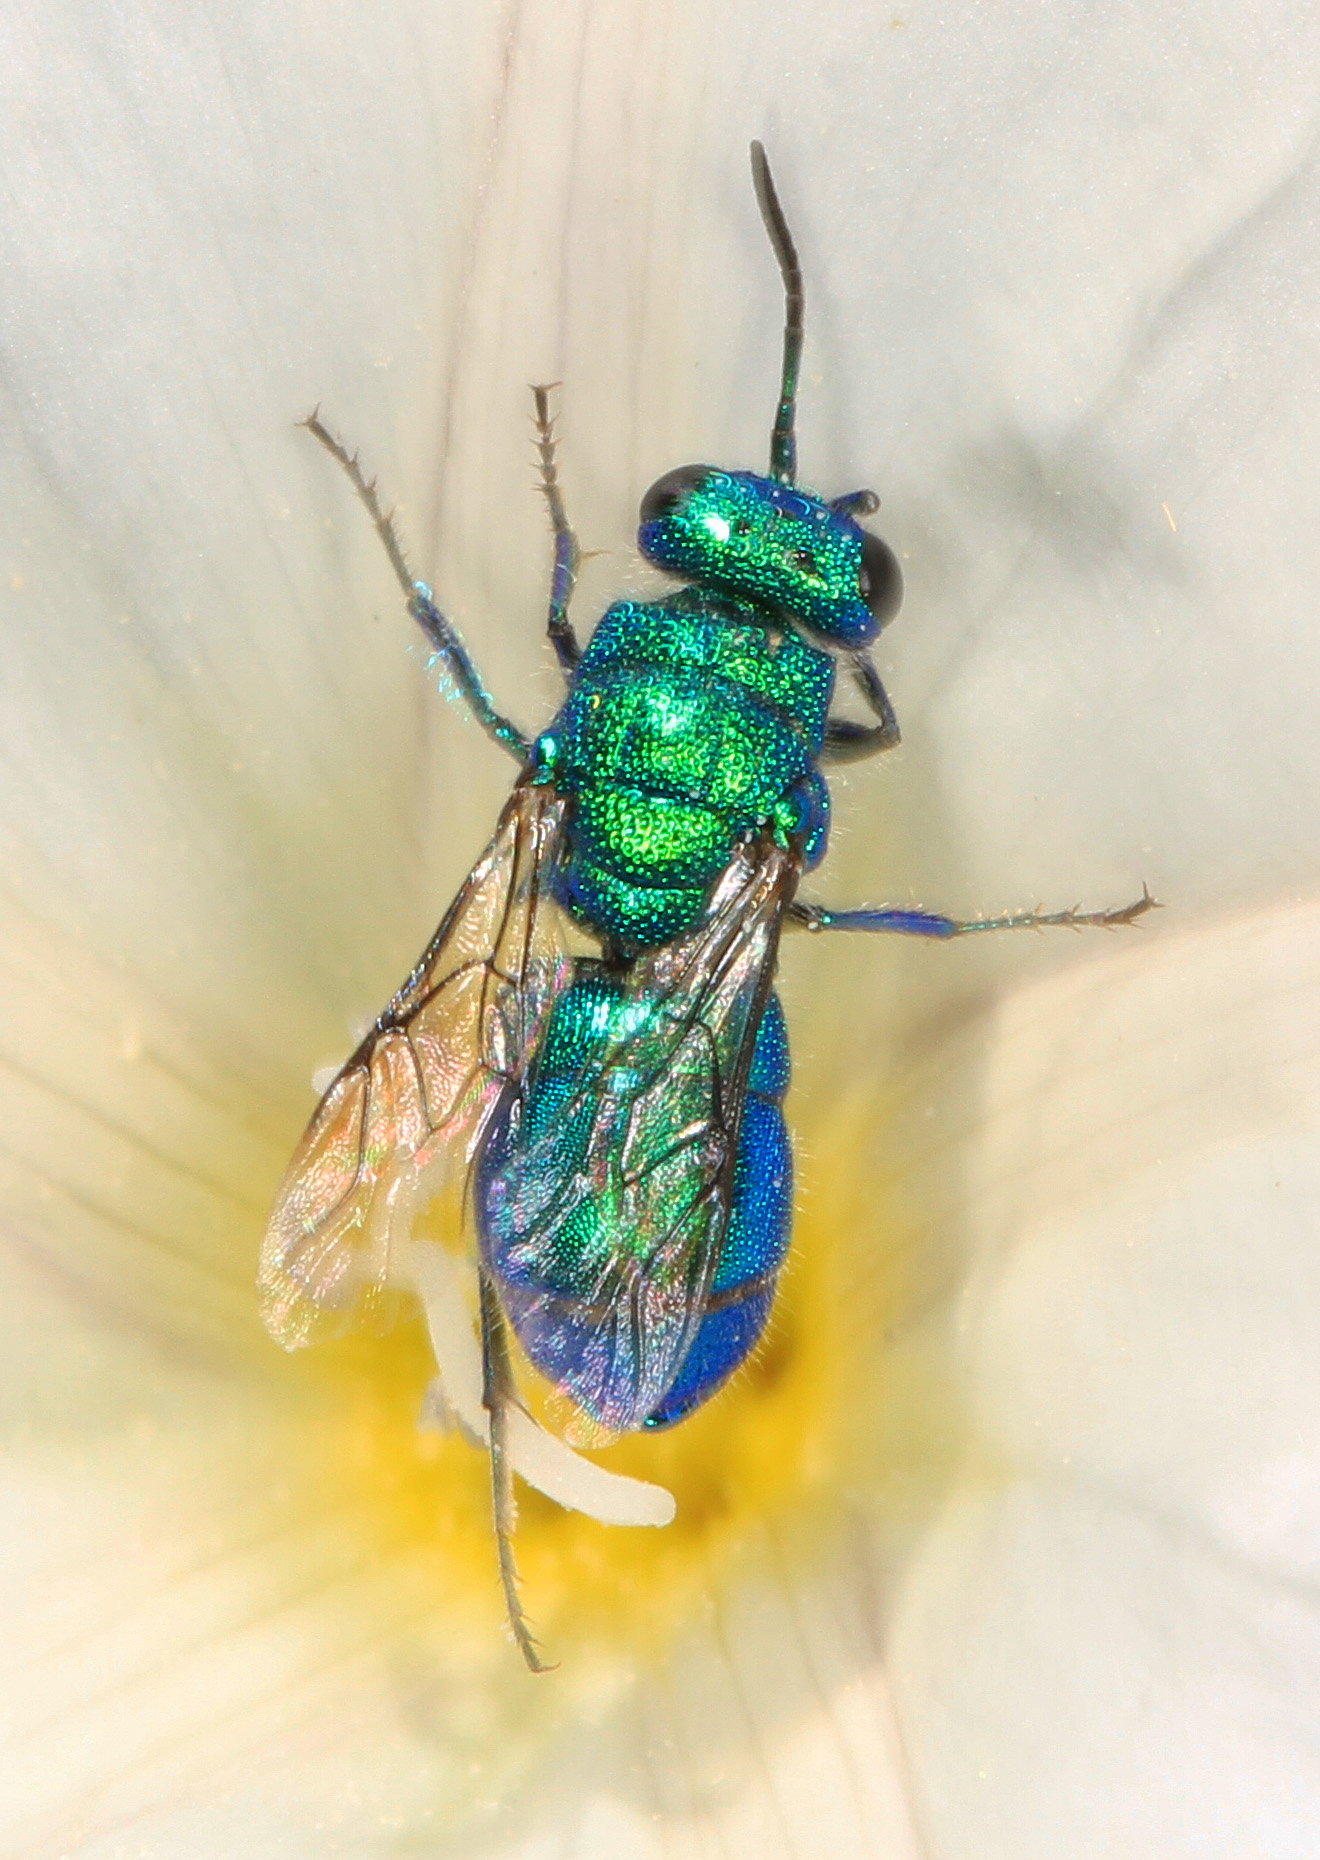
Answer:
[
  {"left": 888, "top": 901, "right": 1320, "bottom": 1857},
  {"left": 409, "top": 1241, "right": 676, "bottom": 1527},
  {"left": 2, "top": 0, "right": 1319, "bottom": 1854}
]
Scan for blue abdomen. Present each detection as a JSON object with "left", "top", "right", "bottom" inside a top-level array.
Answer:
[
  {"left": 478, "top": 972, "right": 793, "bottom": 1431},
  {"left": 643, "top": 990, "right": 793, "bottom": 1428}
]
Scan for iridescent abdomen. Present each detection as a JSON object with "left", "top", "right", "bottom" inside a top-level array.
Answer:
[
  {"left": 478, "top": 971, "right": 793, "bottom": 1432},
  {"left": 537, "top": 589, "right": 835, "bottom": 947},
  {"left": 641, "top": 990, "right": 793, "bottom": 1429}
]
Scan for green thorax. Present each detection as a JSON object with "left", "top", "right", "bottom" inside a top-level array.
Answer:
[{"left": 534, "top": 589, "right": 835, "bottom": 946}]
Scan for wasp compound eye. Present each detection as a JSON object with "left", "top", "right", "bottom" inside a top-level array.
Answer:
[
  {"left": 639, "top": 464, "right": 712, "bottom": 526},
  {"left": 858, "top": 530, "right": 903, "bottom": 631}
]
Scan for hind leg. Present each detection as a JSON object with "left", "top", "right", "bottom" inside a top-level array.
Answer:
[
  {"left": 790, "top": 884, "right": 1159, "bottom": 939},
  {"left": 478, "top": 1267, "right": 554, "bottom": 1673}
]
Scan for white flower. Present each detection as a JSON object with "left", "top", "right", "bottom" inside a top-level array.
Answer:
[{"left": 3, "top": 3, "right": 1319, "bottom": 1855}]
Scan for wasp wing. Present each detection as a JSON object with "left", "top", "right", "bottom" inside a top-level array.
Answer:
[
  {"left": 259, "top": 782, "right": 572, "bottom": 1348},
  {"left": 481, "top": 835, "right": 797, "bottom": 1434}
]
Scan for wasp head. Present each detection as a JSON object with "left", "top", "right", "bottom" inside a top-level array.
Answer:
[{"left": 637, "top": 465, "right": 901, "bottom": 648}]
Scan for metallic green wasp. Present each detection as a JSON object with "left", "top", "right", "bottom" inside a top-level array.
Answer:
[{"left": 260, "top": 144, "right": 1154, "bottom": 1670}]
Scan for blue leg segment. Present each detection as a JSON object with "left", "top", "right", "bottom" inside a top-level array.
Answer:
[
  {"left": 643, "top": 993, "right": 793, "bottom": 1430},
  {"left": 790, "top": 884, "right": 1158, "bottom": 939},
  {"left": 408, "top": 585, "right": 530, "bottom": 761}
]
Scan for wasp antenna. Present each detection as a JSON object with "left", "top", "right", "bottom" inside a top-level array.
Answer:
[{"left": 750, "top": 140, "right": 804, "bottom": 486}]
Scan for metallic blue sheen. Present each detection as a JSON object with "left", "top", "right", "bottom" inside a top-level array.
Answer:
[
  {"left": 813, "top": 906, "right": 957, "bottom": 937},
  {"left": 774, "top": 767, "right": 831, "bottom": 871},
  {"left": 747, "top": 990, "right": 790, "bottom": 1097},
  {"left": 710, "top": 1097, "right": 791, "bottom": 1294},
  {"left": 644, "top": 993, "right": 792, "bottom": 1430},
  {"left": 642, "top": 1289, "right": 776, "bottom": 1429}
]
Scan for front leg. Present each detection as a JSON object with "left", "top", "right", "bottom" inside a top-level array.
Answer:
[
  {"left": 532, "top": 385, "right": 582, "bottom": 678},
  {"left": 822, "top": 650, "right": 901, "bottom": 762},
  {"left": 407, "top": 585, "right": 531, "bottom": 761},
  {"left": 790, "top": 884, "right": 1159, "bottom": 938},
  {"left": 303, "top": 411, "right": 530, "bottom": 763}
]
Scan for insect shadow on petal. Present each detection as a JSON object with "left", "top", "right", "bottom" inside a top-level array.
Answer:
[{"left": 260, "top": 143, "right": 1157, "bottom": 1673}]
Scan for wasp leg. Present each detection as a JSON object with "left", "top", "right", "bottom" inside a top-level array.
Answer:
[
  {"left": 302, "top": 411, "right": 530, "bottom": 763},
  {"left": 532, "top": 385, "right": 582, "bottom": 677},
  {"left": 478, "top": 1267, "right": 555, "bottom": 1675},
  {"left": 821, "top": 649, "right": 901, "bottom": 762},
  {"left": 408, "top": 585, "right": 531, "bottom": 760},
  {"left": 830, "top": 488, "right": 879, "bottom": 519},
  {"left": 790, "top": 883, "right": 1160, "bottom": 939}
]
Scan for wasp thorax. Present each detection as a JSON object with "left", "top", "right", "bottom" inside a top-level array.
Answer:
[{"left": 637, "top": 465, "right": 900, "bottom": 648}]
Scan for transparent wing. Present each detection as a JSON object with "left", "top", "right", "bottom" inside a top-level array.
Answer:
[
  {"left": 259, "top": 782, "right": 572, "bottom": 1348},
  {"left": 482, "top": 834, "right": 797, "bottom": 1434}
]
